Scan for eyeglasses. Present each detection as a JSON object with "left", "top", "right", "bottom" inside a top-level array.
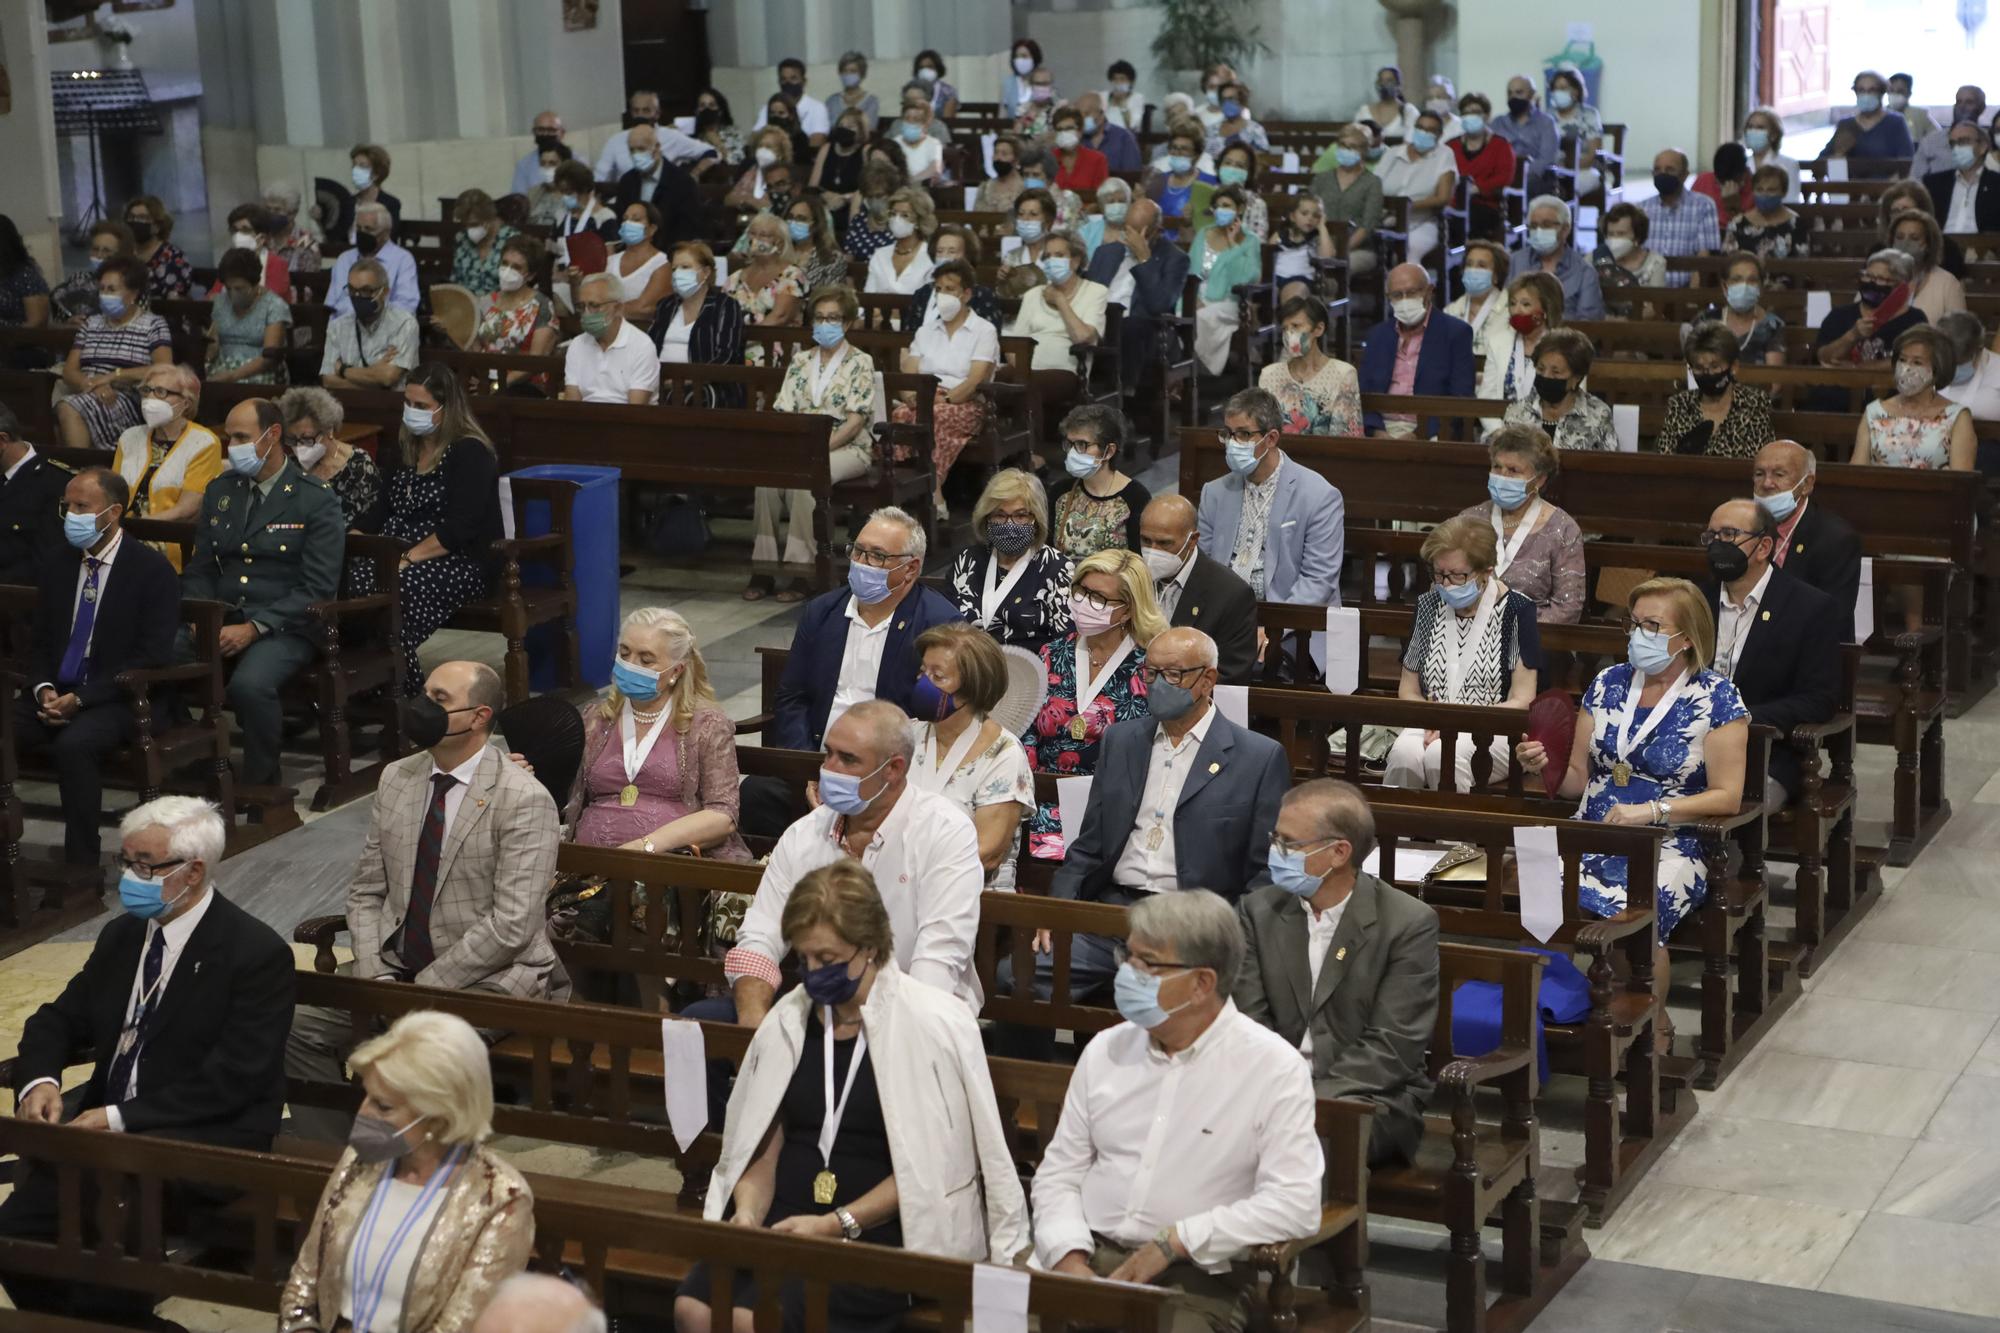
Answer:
[
  {"left": 1270, "top": 832, "right": 1343, "bottom": 857},
  {"left": 1699, "top": 527, "right": 1758, "bottom": 545},
  {"left": 1072, "top": 589, "right": 1128, "bottom": 612},
  {"left": 1137, "top": 663, "right": 1208, "bottom": 686},
  {"left": 348, "top": 287, "right": 383, "bottom": 301},
  {"left": 139, "top": 386, "right": 185, "bottom": 401},
  {"left": 1430, "top": 567, "right": 1478, "bottom": 587},
  {"left": 846, "top": 543, "right": 913, "bottom": 569},
  {"left": 1632, "top": 617, "right": 1679, "bottom": 636},
  {"left": 116, "top": 854, "right": 185, "bottom": 877},
  {"left": 285, "top": 434, "right": 327, "bottom": 450},
  {"left": 579, "top": 299, "right": 622, "bottom": 314},
  {"left": 1065, "top": 437, "right": 1108, "bottom": 455},
  {"left": 988, "top": 509, "right": 1034, "bottom": 525},
  {"left": 1219, "top": 433, "right": 1266, "bottom": 450},
  {"left": 1112, "top": 943, "right": 1190, "bottom": 975}
]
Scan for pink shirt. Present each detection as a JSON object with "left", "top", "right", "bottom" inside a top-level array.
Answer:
[
  {"left": 1384, "top": 313, "right": 1429, "bottom": 431},
  {"left": 1773, "top": 499, "right": 1807, "bottom": 568}
]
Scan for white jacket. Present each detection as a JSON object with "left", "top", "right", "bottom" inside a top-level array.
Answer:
[{"left": 703, "top": 961, "right": 1033, "bottom": 1265}]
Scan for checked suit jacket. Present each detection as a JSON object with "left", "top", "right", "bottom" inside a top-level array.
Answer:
[{"left": 347, "top": 742, "right": 570, "bottom": 1000}]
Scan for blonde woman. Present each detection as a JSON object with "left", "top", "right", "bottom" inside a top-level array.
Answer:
[
  {"left": 864, "top": 186, "right": 936, "bottom": 295},
  {"left": 724, "top": 210, "right": 805, "bottom": 366},
  {"left": 279, "top": 1012, "right": 534, "bottom": 1332},
  {"left": 1477, "top": 270, "right": 1565, "bottom": 419},
  {"left": 947, "top": 468, "right": 1073, "bottom": 651},
  {"left": 564, "top": 607, "right": 749, "bottom": 859},
  {"left": 909, "top": 624, "right": 1035, "bottom": 889},
  {"left": 1023, "top": 548, "right": 1167, "bottom": 860}
]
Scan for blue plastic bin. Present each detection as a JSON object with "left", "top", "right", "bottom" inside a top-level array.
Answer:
[{"left": 507, "top": 464, "right": 621, "bottom": 691}]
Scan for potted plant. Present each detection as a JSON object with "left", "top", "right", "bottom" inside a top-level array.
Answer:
[{"left": 1146, "top": 0, "right": 1268, "bottom": 88}]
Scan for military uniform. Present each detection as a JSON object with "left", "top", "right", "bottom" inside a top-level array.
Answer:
[
  {"left": 0, "top": 450, "right": 73, "bottom": 587},
  {"left": 179, "top": 458, "right": 345, "bottom": 786}
]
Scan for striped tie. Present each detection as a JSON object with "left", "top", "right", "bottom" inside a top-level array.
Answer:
[
  {"left": 106, "top": 927, "right": 165, "bottom": 1100},
  {"left": 401, "top": 773, "right": 458, "bottom": 974}
]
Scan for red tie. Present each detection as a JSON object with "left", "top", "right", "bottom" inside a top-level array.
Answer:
[{"left": 401, "top": 773, "right": 457, "bottom": 973}]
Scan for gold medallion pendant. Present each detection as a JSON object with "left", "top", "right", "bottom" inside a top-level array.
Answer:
[{"left": 812, "top": 1170, "right": 837, "bottom": 1205}]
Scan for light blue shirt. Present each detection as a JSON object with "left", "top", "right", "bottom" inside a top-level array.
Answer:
[
  {"left": 327, "top": 241, "right": 420, "bottom": 317},
  {"left": 510, "top": 148, "right": 546, "bottom": 198}
]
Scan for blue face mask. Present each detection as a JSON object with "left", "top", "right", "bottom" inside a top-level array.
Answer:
[
  {"left": 841, "top": 71, "right": 861, "bottom": 89},
  {"left": 1040, "top": 256, "right": 1071, "bottom": 284},
  {"left": 1756, "top": 486, "right": 1800, "bottom": 522},
  {"left": 1218, "top": 165, "right": 1249, "bottom": 186},
  {"left": 560, "top": 192, "right": 581, "bottom": 212},
  {"left": 1065, "top": 446, "right": 1101, "bottom": 479},
  {"left": 848, "top": 560, "right": 896, "bottom": 605},
  {"left": 1410, "top": 130, "right": 1438, "bottom": 152},
  {"left": 1550, "top": 88, "right": 1575, "bottom": 111},
  {"left": 1268, "top": 841, "right": 1332, "bottom": 897},
  {"left": 1147, "top": 675, "right": 1200, "bottom": 722},
  {"left": 631, "top": 150, "right": 656, "bottom": 172},
  {"left": 1461, "top": 113, "right": 1487, "bottom": 136},
  {"left": 1021, "top": 177, "right": 1047, "bottom": 191},
  {"left": 1628, "top": 626, "right": 1680, "bottom": 675},
  {"left": 1528, "top": 226, "right": 1561, "bottom": 255},
  {"left": 1744, "top": 128, "right": 1771, "bottom": 152},
  {"left": 1114, "top": 961, "right": 1187, "bottom": 1029},
  {"left": 1953, "top": 144, "right": 1979, "bottom": 171},
  {"left": 1212, "top": 207, "right": 1238, "bottom": 229},
  {"left": 1462, "top": 267, "right": 1495, "bottom": 296},
  {"left": 1224, "top": 435, "right": 1263, "bottom": 475},
  {"left": 1725, "top": 281, "right": 1760, "bottom": 313},
  {"left": 819, "top": 756, "right": 891, "bottom": 817},
  {"left": 1333, "top": 147, "right": 1362, "bottom": 169},
  {"left": 1015, "top": 218, "right": 1043, "bottom": 242},
  {"left": 227, "top": 430, "right": 270, "bottom": 476},
  {"left": 910, "top": 674, "right": 960, "bottom": 722},
  {"left": 802, "top": 953, "right": 865, "bottom": 1006},
  {"left": 813, "top": 320, "right": 845, "bottom": 349},
  {"left": 1221, "top": 100, "right": 1243, "bottom": 120},
  {"left": 119, "top": 866, "right": 190, "bottom": 920},
  {"left": 1083, "top": 115, "right": 1098, "bottom": 134},
  {"left": 63, "top": 508, "right": 107, "bottom": 549},
  {"left": 403, "top": 403, "right": 439, "bottom": 437},
  {"left": 99, "top": 293, "right": 127, "bottom": 319},
  {"left": 900, "top": 121, "right": 924, "bottom": 142},
  {"left": 619, "top": 220, "right": 648, "bottom": 247},
  {"left": 1487, "top": 472, "right": 1529, "bottom": 510},
  {"left": 788, "top": 219, "right": 813, "bottom": 243},
  {"left": 1103, "top": 201, "right": 1129, "bottom": 223},
  {"left": 672, "top": 267, "right": 702, "bottom": 296},
  {"left": 1439, "top": 578, "right": 1483, "bottom": 610},
  {"left": 1167, "top": 154, "right": 1194, "bottom": 175},
  {"left": 611, "top": 657, "right": 663, "bottom": 701}
]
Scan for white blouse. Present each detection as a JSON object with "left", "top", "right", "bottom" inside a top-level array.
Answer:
[
  {"left": 908, "top": 722, "right": 1035, "bottom": 891},
  {"left": 866, "top": 242, "right": 935, "bottom": 296},
  {"left": 659, "top": 304, "right": 693, "bottom": 364},
  {"left": 613, "top": 250, "right": 668, "bottom": 302},
  {"left": 910, "top": 312, "right": 1000, "bottom": 389}
]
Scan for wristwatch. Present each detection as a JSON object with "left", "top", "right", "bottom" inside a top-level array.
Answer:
[
  {"left": 835, "top": 1206, "right": 863, "bottom": 1241},
  {"left": 1655, "top": 799, "right": 1674, "bottom": 826},
  {"left": 642, "top": 839, "right": 658, "bottom": 854},
  {"left": 1152, "top": 1226, "right": 1177, "bottom": 1263}
]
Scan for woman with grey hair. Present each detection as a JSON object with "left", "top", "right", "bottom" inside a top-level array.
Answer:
[
  {"left": 279, "top": 384, "right": 382, "bottom": 531},
  {"left": 1815, "top": 247, "right": 1928, "bottom": 370},
  {"left": 1937, "top": 310, "right": 2000, "bottom": 419},
  {"left": 826, "top": 50, "right": 881, "bottom": 131}
]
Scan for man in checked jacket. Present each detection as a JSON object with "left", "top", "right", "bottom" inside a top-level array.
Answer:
[{"left": 284, "top": 660, "right": 568, "bottom": 1139}]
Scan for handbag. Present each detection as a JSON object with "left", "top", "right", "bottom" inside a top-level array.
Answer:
[{"left": 644, "top": 493, "right": 710, "bottom": 558}]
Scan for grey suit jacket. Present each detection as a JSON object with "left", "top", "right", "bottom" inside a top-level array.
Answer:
[
  {"left": 1234, "top": 873, "right": 1439, "bottom": 1164},
  {"left": 347, "top": 743, "right": 570, "bottom": 1001},
  {"left": 1050, "top": 709, "right": 1289, "bottom": 903},
  {"left": 1195, "top": 453, "right": 1345, "bottom": 607}
]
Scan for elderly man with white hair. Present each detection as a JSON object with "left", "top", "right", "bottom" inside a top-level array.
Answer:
[
  {"left": 475, "top": 1274, "right": 605, "bottom": 1333},
  {"left": 321, "top": 257, "right": 420, "bottom": 392},
  {"left": 327, "top": 201, "right": 419, "bottom": 317},
  {"left": 1752, "top": 438, "right": 1862, "bottom": 641},
  {"left": 561, "top": 271, "right": 660, "bottom": 405},
  {"left": 1031, "top": 889, "right": 1322, "bottom": 1326},
  {"left": 1508, "top": 194, "right": 1605, "bottom": 320},
  {"left": 2, "top": 796, "right": 294, "bottom": 1321}
]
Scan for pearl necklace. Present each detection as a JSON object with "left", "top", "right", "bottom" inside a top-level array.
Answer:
[{"left": 630, "top": 703, "right": 668, "bottom": 724}]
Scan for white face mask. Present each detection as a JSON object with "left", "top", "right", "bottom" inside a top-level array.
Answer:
[
  {"left": 539, "top": 165, "right": 557, "bottom": 186},
  {"left": 292, "top": 439, "right": 328, "bottom": 470},
  {"left": 230, "top": 232, "right": 258, "bottom": 252},
  {"left": 1391, "top": 296, "right": 1427, "bottom": 326},
  {"left": 464, "top": 225, "right": 488, "bottom": 244},
  {"left": 755, "top": 146, "right": 778, "bottom": 169},
  {"left": 889, "top": 215, "right": 916, "bottom": 239},
  {"left": 497, "top": 265, "right": 526, "bottom": 292},
  {"left": 1605, "top": 235, "right": 1635, "bottom": 259},
  {"left": 932, "top": 291, "right": 963, "bottom": 322},
  {"left": 1055, "top": 130, "right": 1080, "bottom": 150},
  {"left": 1141, "top": 542, "right": 1189, "bottom": 581}
]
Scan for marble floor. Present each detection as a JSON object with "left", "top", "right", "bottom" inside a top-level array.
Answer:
[{"left": 3, "top": 456, "right": 2000, "bottom": 1329}]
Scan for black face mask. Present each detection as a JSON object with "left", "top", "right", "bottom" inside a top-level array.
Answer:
[
  {"left": 992, "top": 159, "right": 1016, "bottom": 177},
  {"left": 534, "top": 131, "right": 562, "bottom": 151},
  {"left": 356, "top": 230, "right": 383, "bottom": 257},
  {"left": 780, "top": 81, "right": 804, "bottom": 102},
  {"left": 1691, "top": 368, "right": 1733, "bottom": 397},
  {"left": 1857, "top": 281, "right": 1893, "bottom": 307},
  {"left": 1705, "top": 538, "right": 1753, "bottom": 583},
  {"left": 695, "top": 108, "right": 721, "bottom": 131},
  {"left": 127, "top": 220, "right": 154, "bottom": 242},
  {"left": 400, "top": 696, "right": 481, "bottom": 751},
  {"left": 350, "top": 292, "right": 381, "bottom": 322},
  {"left": 1533, "top": 373, "right": 1571, "bottom": 404},
  {"left": 1507, "top": 97, "right": 1531, "bottom": 117},
  {"left": 831, "top": 127, "right": 857, "bottom": 148}
]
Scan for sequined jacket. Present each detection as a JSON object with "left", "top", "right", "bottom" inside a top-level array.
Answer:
[{"left": 278, "top": 1144, "right": 535, "bottom": 1332}]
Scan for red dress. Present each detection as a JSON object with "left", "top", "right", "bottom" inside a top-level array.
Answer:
[
  {"left": 1054, "top": 146, "right": 1110, "bottom": 195},
  {"left": 1452, "top": 135, "right": 1518, "bottom": 210}
]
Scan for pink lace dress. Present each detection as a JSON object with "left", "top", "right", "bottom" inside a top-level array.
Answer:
[{"left": 574, "top": 716, "right": 688, "bottom": 849}]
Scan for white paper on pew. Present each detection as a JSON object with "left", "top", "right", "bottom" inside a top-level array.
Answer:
[
  {"left": 714, "top": 256, "right": 729, "bottom": 286},
  {"left": 982, "top": 133, "right": 998, "bottom": 177},
  {"left": 497, "top": 477, "right": 516, "bottom": 540},
  {"left": 871, "top": 372, "right": 890, "bottom": 428},
  {"left": 1325, "top": 607, "right": 1361, "bottom": 695},
  {"left": 1000, "top": 235, "right": 1023, "bottom": 258},
  {"left": 673, "top": 116, "right": 697, "bottom": 134},
  {"left": 1825, "top": 157, "right": 1850, "bottom": 181},
  {"left": 964, "top": 185, "right": 980, "bottom": 210},
  {"left": 1513, "top": 824, "right": 1565, "bottom": 944},
  {"left": 1359, "top": 845, "right": 1451, "bottom": 881},
  {"left": 1057, "top": 776, "right": 1094, "bottom": 847},
  {"left": 1855, "top": 556, "right": 1875, "bottom": 644},
  {"left": 972, "top": 1264, "right": 1031, "bottom": 1333},
  {"left": 1373, "top": 558, "right": 1391, "bottom": 600},
  {"left": 1806, "top": 290, "right": 1833, "bottom": 329},
  {"left": 1282, "top": 150, "right": 1301, "bottom": 173},
  {"left": 659, "top": 1018, "right": 709, "bottom": 1152},
  {"left": 1214, "top": 683, "right": 1249, "bottom": 729},
  {"left": 1611, "top": 403, "right": 1640, "bottom": 453}
]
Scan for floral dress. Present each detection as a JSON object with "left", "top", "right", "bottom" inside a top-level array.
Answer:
[
  {"left": 724, "top": 263, "right": 807, "bottom": 366},
  {"left": 207, "top": 288, "right": 292, "bottom": 384},
  {"left": 1864, "top": 399, "right": 1967, "bottom": 469},
  {"left": 1022, "top": 633, "right": 1150, "bottom": 860},
  {"left": 1726, "top": 213, "right": 1809, "bottom": 268},
  {"left": 1259, "top": 357, "right": 1364, "bottom": 436},
  {"left": 948, "top": 544, "right": 1073, "bottom": 652},
  {"left": 473, "top": 290, "right": 552, "bottom": 353},
  {"left": 1577, "top": 665, "right": 1748, "bottom": 938},
  {"left": 909, "top": 723, "right": 1035, "bottom": 890},
  {"left": 452, "top": 225, "right": 520, "bottom": 296},
  {"left": 321, "top": 447, "right": 384, "bottom": 531},
  {"left": 1500, "top": 391, "right": 1617, "bottom": 450},
  {"left": 142, "top": 242, "right": 193, "bottom": 301},
  {"left": 1049, "top": 477, "right": 1151, "bottom": 560},
  {"left": 382, "top": 458, "right": 492, "bottom": 692}
]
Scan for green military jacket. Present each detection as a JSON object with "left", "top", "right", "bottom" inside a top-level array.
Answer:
[{"left": 181, "top": 458, "right": 345, "bottom": 636}]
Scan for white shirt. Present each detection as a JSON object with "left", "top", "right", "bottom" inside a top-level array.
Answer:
[
  {"left": 4, "top": 444, "right": 35, "bottom": 483},
  {"left": 910, "top": 312, "right": 999, "bottom": 390},
  {"left": 613, "top": 250, "right": 668, "bottom": 302},
  {"left": 725, "top": 787, "right": 985, "bottom": 1006},
  {"left": 1713, "top": 565, "right": 1772, "bottom": 681},
  {"left": 659, "top": 304, "right": 694, "bottom": 364},
  {"left": 1110, "top": 708, "right": 1218, "bottom": 892},
  {"left": 428, "top": 745, "right": 488, "bottom": 843},
  {"left": 827, "top": 595, "right": 894, "bottom": 734},
  {"left": 596, "top": 125, "right": 715, "bottom": 180},
  {"left": 1102, "top": 90, "right": 1147, "bottom": 132},
  {"left": 1030, "top": 1002, "right": 1323, "bottom": 1271},
  {"left": 1947, "top": 170, "right": 1982, "bottom": 235},
  {"left": 1104, "top": 250, "right": 1137, "bottom": 310},
  {"left": 1375, "top": 144, "right": 1456, "bottom": 220},
  {"left": 898, "top": 134, "right": 944, "bottom": 180},
  {"left": 1298, "top": 895, "right": 1351, "bottom": 1057},
  {"left": 22, "top": 887, "right": 218, "bottom": 1130},
  {"left": 564, "top": 317, "right": 660, "bottom": 404},
  {"left": 754, "top": 96, "right": 830, "bottom": 137},
  {"left": 1943, "top": 349, "right": 2000, "bottom": 420},
  {"left": 36, "top": 528, "right": 124, "bottom": 697},
  {"left": 865, "top": 242, "right": 935, "bottom": 296}
]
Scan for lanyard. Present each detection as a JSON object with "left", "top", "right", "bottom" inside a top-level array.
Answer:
[
  {"left": 978, "top": 550, "right": 1034, "bottom": 626},
  {"left": 912, "top": 720, "right": 983, "bottom": 795},
  {"left": 620, "top": 699, "right": 671, "bottom": 787},
  {"left": 1074, "top": 635, "right": 1133, "bottom": 718},
  {"left": 818, "top": 1010, "right": 869, "bottom": 1174},
  {"left": 1490, "top": 499, "right": 1542, "bottom": 578},
  {"left": 1438, "top": 580, "right": 1502, "bottom": 703},
  {"left": 809, "top": 343, "right": 848, "bottom": 407},
  {"left": 1614, "top": 667, "right": 1691, "bottom": 773},
  {"left": 349, "top": 1144, "right": 464, "bottom": 1333}
]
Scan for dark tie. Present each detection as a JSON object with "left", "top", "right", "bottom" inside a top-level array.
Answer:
[
  {"left": 106, "top": 927, "right": 166, "bottom": 1099},
  {"left": 243, "top": 483, "right": 264, "bottom": 531},
  {"left": 401, "top": 773, "right": 458, "bottom": 973},
  {"left": 57, "top": 557, "right": 104, "bottom": 686}
]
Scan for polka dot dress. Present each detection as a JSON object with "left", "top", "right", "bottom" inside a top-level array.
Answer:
[{"left": 382, "top": 454, "right": 490, "bottom": 694}]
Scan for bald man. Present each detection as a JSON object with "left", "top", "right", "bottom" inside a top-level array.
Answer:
[
  {"left": 473, "top": 1274, "right": 605, "bottom": 1333},
  {"left": 1752, "top": 440, "right": 1861, "bottom": 641},
  {"left": 286, "top": 659, "right": 569, "bottom": 1140},
  {"left": 1139, "top": 493, "right": 1258, "bottom": 682},
  {"left": 1701, "top": 499, "right": 1841, "bottom": 803},
  {"left": 1358, "top": 263, "right": 1475, "bottom": 437},
  {"left": 1083, "top": 195, "right": 1190, "bottom": 380}
]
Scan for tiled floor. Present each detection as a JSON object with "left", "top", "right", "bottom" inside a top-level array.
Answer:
[{"left": 5, "top": 456, "right": 2000, "bottom": 1328}]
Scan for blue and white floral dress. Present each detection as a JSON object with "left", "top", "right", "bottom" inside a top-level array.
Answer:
[{"left": 1576, "top": 664, "right": 1748, "bottom": 938}]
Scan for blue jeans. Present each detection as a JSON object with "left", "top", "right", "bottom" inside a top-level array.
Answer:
[{"left": 989, "top": 929, "right": 1122, "bottom": 1061}]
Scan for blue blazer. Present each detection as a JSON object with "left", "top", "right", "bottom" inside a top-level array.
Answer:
[
  {"left": 1196, "top": 454, "right": 1344, "bottom": 608},
  {"left": 1357, "top": 311, "right": 1477, "bottom": 435},
  {"left": 770, "top": 584, "right": 962, "bottom": 751},
  {"left": 1051, "top": 711, "right": 1290, "bottom": 903}
]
